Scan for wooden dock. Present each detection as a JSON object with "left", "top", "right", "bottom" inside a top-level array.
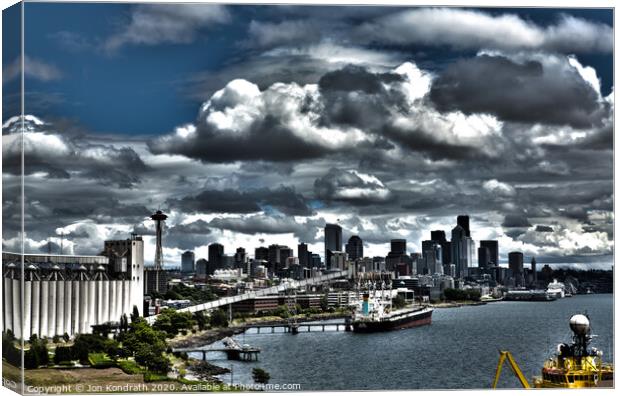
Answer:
[{"left": 172, "top": 337, "right": 260, "bottom": 361}]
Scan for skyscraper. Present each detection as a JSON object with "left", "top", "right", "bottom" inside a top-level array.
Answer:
[
  {"left": 181, "top": 251, "right": 195, "bottom": 274},
  {"left": 345, "top": 235, "right": 363, "bottom": 261},
  {"left": 430, "top": 230, "right": 446, "bottom": 242},
  {"left": 298, "top": 243, "right": 309, "bottom": 267},
  {"left": 208, "top": 243, "right": 224, "bottom": 270},
  {"left": 422, "top": 241, "right": 443, "bottom": 275},
  {"left": 430, "top": 230, "right": 451, "bottom": 267},
  {"left": 480, "top": 240, "right": 499, "bottom": 267},
  {"left": 386, "top": 239, "right": 410, "bottom": 272},
  {"left": 451, "top": 225, "right": 466, "bottom": 277},
  {"left": 255, "top": 246, "right": 269, "bottom": 261},
  {"left": 531, "top": 257, "right": 537, "bottom": 284},
  {"left": 390, "top": 239, "right": 407, "bottom": 255},
  {"left": 324, "top": 223, "right": 343, "bottom": 269},
  {"left": 234, "top": 247, "right": 247, "bottom": 269},
  {"left": 268, "top": 244, "right": 282, "bottom": 273},
  {"left": 508, "top": 251, "right": 524, "bottom": 286},
  {"left": 457, "top": 215, "right": 471, "bottom": 237},
  {"left": 478, "top": 246, "right": 490, "bottom": 269}
]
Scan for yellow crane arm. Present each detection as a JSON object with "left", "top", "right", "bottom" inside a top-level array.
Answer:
[{"left": 492, "top": 351, "right": 531, "bottom": 389}]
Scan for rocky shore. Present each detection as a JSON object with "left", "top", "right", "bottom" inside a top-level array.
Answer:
[{"left": 185, "top": 360, "right": 230, "bottom": 383}]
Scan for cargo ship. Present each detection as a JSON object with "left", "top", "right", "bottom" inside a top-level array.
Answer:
[
  {"left": 493, "top": 314, "right": 613, "bottom": 388},
  {"left": 351, "top": 282, "right": 433, "bottom": 333}
]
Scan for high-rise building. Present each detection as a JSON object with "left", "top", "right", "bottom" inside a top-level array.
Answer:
[
  {"left": 279, "top": 247, "right": 293, "bottom": 269},
  {"left": 234, "top": 247, "right": 247, "bottom": 270},
  {"left": 386, "top": 239, "right": 411, "bottom": 272},
  {"left": 531, "top": 257, "right": 537, "bottom": 284},
  {"left": 324, "top": 223, "right": 343, "bottom": 269},
  {"left": 508, "top": 251, "right": 524, "bottom": 286},
  {"left": 390, "top": 239, "right": 407, "bottom": 255},
  {"left": 478, "top": 246, "right": 490, "bottom": 269},
  {"left": 181, "top": 251, "right": 195, "bottom": 274},
  {"left": 345, "top": 235, "right": 363, "bottom": 261},
  {"left": 196, "top": 258, "right": 208, "bottom": 276},
  {"left": 255, "top": 246, "right": 269, "bottom": 261},
  {"left": 430, "top": 230, "right": 451, "bottom": 266},
  {"left": 208, "top": 243, "right": 224, "bottom": 271},
  {"left": 480, "top": 240, "right": 499, "bottom": 267},
  {"left": 422, "top": 242, "right": 443, "bottom": 275},
  {"left": 310, "top": 254, "right": 322, "bottom": 268},
  {"left": 298, "top": 243, "right": 309, "bottom": 267},
  {"left": 430, "top": 230, "right": 446, "bottom": 242},
  {"left": 268, "top": 244, "right": 282, "bottom": 273},
  {"left": 457, "top": 215, "right": 471, "bottom": 237},
  {"left": 451, "top": 225, "right": 466, "bottom": 277}
]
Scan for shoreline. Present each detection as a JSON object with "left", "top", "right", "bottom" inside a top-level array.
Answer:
[
  {"left": 430, "top": 301, "right": 488, "bottom": 308},
  {"left": 168, "top": 311, "right": 351, "bottom": 349}
]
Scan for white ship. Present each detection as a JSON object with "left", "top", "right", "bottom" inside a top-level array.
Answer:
[{"left": 547, "top": 279, "right": 566, "bottom": 299}]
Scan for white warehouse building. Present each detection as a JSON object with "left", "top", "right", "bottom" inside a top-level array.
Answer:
[{"left": 2, "top": 234, "right": 144, "bottom": 340}]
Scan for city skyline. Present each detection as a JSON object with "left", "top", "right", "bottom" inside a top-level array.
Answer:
[{"left": 2, "top": 5, "right": 613, "bottom": 270}]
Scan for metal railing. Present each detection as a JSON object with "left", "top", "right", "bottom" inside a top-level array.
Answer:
[{"left": 146, "top": 270, "right": 348, "bottom": 324}]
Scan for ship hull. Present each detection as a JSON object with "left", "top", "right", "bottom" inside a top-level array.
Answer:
[{"left": 352, "top": 308, "right": 433, "bottom": 333}]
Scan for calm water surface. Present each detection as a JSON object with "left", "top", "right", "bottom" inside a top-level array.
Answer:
[{"left": 192, "top": 294, "right": 613, "bottom": 390}]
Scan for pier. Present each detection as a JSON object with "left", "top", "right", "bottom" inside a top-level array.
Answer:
[
  {"left": 173, "top": 337, "right": 260, "bottom": 361},
  {"left": 244, "top": 322, "right": 351, "bottom": 333}
]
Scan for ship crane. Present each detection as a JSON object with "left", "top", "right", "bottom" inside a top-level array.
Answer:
[{"left": 492, "top": 351, "right": 532, "bottom": 389}]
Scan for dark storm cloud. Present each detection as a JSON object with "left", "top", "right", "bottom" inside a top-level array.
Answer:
[
  {"left": 208, "top": 215, "right": 324, "bottom": 243},
  {"left": 382, "top": 124, "right": 486, "bottom": 161},
  {"left": 535, "top": 225, "right": 554, "bottom": 232},
  {"left": 168, "top": 186, "right": 313, "bottom": 216},
  {"left": 429, "top": 55, "right": 605, "bottom": 129},
  {"left": 318, "top": 65, "right": 403, "bottom": 94},
  {"left": 2, "top": 116, "right": 149, "bottom": 187},
  {"left": 149, "top": 116, "right": 328, "bottom": 163},
  {"left": 164, "top": 220, "right": 213, "bottom": 251},
  {"left": 502, "top": 214, "right": 532, "bottom": 228},
  {"left": 314, "top": 167, "right": 393, "bottom": 205}
]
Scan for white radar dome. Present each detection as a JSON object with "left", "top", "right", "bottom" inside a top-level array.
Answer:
[{"left": 569, "top": 314, "right": 590, "bottom": 335}]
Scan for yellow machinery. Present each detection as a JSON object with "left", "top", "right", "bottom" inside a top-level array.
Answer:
[
  {"left": 492, "top": 314, "right": 613, "bottom": 389},
  {"left": 492, "top": 351, "right": 531, "bottom": 389}
]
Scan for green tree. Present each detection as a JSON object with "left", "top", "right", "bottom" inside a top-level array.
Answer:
[
  {"left": 120, "top": 317, "right": 170, "bottom": 374},
  {"left": 2, "top": 331, "right": 21, "bottom": 367},
  {"left": 54, "top": 346, "right": 74, "bottom": 364},
  {"left": 131, "top": 305, "right": 140, "bottom": 323},
  {"left": 71, "top": 334, "right": 117, "bottom": 362},
  {"left": 209, "top": 309, "right": 229, "bottom": 328},
  {"left": 252, "top": 368, "right": 270, "bottom": 384},
  {"left": 320, "top": 295, "right": 328, "bottom": 311},
  {"left": 194, "top": 311, "right": 208, "bottom": 330},
  {"left": 153, "top": 308, "right": 196, "bottom": 338}
]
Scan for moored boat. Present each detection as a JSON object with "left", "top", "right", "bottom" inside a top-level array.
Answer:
[{"left": 351, "top": 282, "right": 433, "bottom": 333}]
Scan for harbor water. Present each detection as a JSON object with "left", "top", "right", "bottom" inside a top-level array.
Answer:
[{"left": 192, "top": 294, "right": 613, "bottom": 390}]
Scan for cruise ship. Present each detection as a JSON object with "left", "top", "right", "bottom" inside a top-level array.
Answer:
[
  {"left": 350, "top": 282, "right": 433, "bottom": 333},
  {"left": 547, "top": 279, "right": 566, "bottom": 299}
]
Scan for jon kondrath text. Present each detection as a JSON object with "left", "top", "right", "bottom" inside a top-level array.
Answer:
[{"left": 87, "top": 384, "right": 149, "bottom": 392}]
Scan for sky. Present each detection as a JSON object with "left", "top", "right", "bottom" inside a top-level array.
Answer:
[{"left": 1, "top": 3, "right": 614, "bottom": 269}]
